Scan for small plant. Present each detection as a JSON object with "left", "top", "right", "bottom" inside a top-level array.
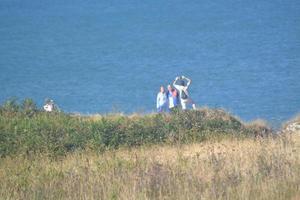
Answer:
[
  {"left": 21, "top": 98, "right": 39, "bottom": 117},
  {"left": 1, "top": 97, "right": 20, "bottom": 113}
]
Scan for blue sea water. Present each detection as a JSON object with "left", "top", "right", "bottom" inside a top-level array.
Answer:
[{"left": 0, "top": 0, "right": 299, "bottom": 125}]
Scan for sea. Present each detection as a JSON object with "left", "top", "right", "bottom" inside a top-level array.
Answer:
[{"left": 0, "top": 0, "right": 299, "bottom": 126}]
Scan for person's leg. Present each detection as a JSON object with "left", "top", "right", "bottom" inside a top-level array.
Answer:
[
  {"left": 170, "top": 106, "right": 180, "bottom": 114},
  {"left": 190, "top": 99, "right": 196, "bottom": 110},
  {"left": 192, "top": 103, "right": 196, "bottom": 110},
  {"left": 157, "top": 106, "right": 162, "bottom": 113},
  {"left": 181, "top": 100, "right": 187, "bottom": 110},
  {"left": 187, "top": 98, "right": 197, "bottom": 110},
  {"left": 166, "top": 106, "right": 171, "bottom": 113},
  {"left": 164, "top": 104, "right": 170, "bottom": 113}
]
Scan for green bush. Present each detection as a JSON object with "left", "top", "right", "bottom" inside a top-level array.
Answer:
[
  {"left": 0, "top": 99, "right": 272, "bottom": 157},
  {"left": 21, "top": 98, "right": 38, "bottom": 117},
  {"left": 0, "top": 97, "right": 20, "bottom": 114}
]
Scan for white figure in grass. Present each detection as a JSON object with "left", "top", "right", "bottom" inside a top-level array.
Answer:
[{"left": 43, "top": 99, "right": 54, "bottom": 112}]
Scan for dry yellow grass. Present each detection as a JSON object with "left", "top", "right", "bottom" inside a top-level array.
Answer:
[{"left": 0, "top": 132, "right": 299, "bottom": 200}]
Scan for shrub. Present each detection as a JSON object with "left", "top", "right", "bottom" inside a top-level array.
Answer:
[
  {"left": 0, "top": 97, "right": 20, "bottom": 114},
  {"left": 0, "top": 98, "right": 273, "bottom": 157},
  {"left": 21, "top": 98, "right": 39, "bottom": 117}
]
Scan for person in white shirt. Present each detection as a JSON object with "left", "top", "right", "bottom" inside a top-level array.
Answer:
[
  {"left": 173, "top": 76, "right": 196, "bottom": 110},
  {"left": 156, "top": 86, "right": 168, "bottom": 113}
]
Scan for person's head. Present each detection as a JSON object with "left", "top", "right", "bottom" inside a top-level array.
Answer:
[
  {"left": 178, "top": 79, "right": 185, "bottom": 86},
  {"left": 167, "top": 84, "right": 172, "bottom": 91},
  {"left": 160, "top": 86, "right": 165, "bottom": 93},
  {"left": 45, "top": 98, "right": 50, "bottom": 104}
]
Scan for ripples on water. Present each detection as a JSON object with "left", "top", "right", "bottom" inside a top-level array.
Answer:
[{"left": 0, "top": 0, "right": 299, "bottom": 125}]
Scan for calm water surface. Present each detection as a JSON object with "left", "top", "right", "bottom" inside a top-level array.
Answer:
[{"left": 0, "top": 0, "right": 300, "bottom": 125}]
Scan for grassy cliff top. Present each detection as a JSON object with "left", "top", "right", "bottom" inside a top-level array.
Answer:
[{"left": 0, "top": 98, "right": 277, "bottom": 158}]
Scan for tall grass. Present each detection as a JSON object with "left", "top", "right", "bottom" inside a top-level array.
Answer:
[
  {"left": 0, "top": 98, "right": 299, "bottom": 199},
  {"left": 0, "top": 134, "right": 299, "bottom": 200}
]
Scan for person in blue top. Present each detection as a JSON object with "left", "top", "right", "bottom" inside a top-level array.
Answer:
[{"left": 156, "top": 86, "right": 168, "bottom": 113}]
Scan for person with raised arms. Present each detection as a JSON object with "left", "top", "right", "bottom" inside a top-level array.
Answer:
[{"left": 173, "top": 76, "right": 196, "bottom": 110}]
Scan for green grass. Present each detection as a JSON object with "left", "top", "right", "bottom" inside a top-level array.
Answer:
[{"left": 0, "top": 98, "right": 271, "bottom": 158}]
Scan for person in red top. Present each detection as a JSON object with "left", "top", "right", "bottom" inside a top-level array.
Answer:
[{"left": 166, "top": 85, "right": 179, "bottom": 111}]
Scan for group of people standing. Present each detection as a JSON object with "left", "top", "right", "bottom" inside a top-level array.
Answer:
[
  {"left": 156, "top": 76, "right": 196, "bottom": 112},
  {"left": 43, "top": 76, "right": 195, "bottom": 113}
]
